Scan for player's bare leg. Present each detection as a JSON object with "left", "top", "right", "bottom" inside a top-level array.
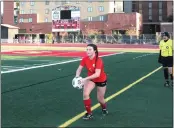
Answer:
[
  {"left": 97, "top": 86, "right": 108, "bottom": 116},
  {"left": 83, "top": 80, "right": 95, "bottom": 120}
]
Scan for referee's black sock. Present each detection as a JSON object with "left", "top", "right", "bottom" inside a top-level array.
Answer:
[
  {"left": 170, "top": 74, "right": 173, "bottom": 87},
  {"left": 170, "top": 74, "right": 173, "bottom": 81},
  {"left": 164, "top": 68, "right": 169, "bottom": 81}
]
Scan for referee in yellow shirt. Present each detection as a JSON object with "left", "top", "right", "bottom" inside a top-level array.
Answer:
[{"left": 158, "top": 32, "right": 173, "bottom": 87}]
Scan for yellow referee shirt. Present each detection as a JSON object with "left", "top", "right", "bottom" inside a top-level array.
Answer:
[{"left": 159, "top": 39, "right": 173, "bottom": 57}]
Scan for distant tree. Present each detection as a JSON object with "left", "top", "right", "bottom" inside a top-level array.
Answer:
[
  {"left": 98, "top": 30, "right": 105, "bottom": 35},
  {"left": 125, "top": 29, "right": 136, "bottom": 35},
  {"left": 46, "top": 33, "right": 53, "bottom": 43},
  {"left": 86, "top": 28, "right": 98, "bottom": 36}
]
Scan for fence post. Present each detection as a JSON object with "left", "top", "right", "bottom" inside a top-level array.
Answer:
[{"left": 73, "top": 34, "right": 74, "bottom": 43}]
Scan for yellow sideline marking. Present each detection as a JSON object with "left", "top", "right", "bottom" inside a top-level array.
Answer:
[{"left": 58, "top": 66, "right": 162, "bottom": 128}]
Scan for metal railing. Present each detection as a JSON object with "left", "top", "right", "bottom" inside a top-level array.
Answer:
[{"left": 1, "top": 33, "right": 173, "bottom": 45}]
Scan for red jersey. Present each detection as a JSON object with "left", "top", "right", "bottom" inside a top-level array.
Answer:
[{"left": 80, "top": 56, "right": 107, "bottom": 82}]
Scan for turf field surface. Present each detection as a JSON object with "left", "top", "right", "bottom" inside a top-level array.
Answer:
[{"left": 1, "top": 44, "right": 172, "bottom": 128}]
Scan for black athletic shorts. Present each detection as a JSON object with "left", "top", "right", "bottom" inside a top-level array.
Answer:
[
  {"left": 92, "top": 80, "right": 107, "bottom": 87},
  {"left": 161, "top": 56, "right": 173, "bottom": 67}
]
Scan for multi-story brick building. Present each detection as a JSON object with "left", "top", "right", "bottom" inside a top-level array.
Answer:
[
  {"left": 124, "top": 0, "right": 173, "bottom": 33},
  {"left": 3, "top": 0, "right": 142, "bottom": 42},
  {"left": 4, "top": 0, "right": 125, "bottom": 23}
]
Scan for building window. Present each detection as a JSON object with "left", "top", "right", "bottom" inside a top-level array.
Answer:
[
  {"left": 88, "top": 0, "right": 92, "bottom": 3},
  {"left": 14, "top": 16, "right": 18, "bottom": 24},
  {"left": 45, "top": 0, "right": 49, "bottom": 5},
  {"left": 159, "top": 2, "right": 162, "bottom": 8},
  {"left": 132, "top": 2, "right": 136, "bottom": 10},
  {"left": 28, "top": 18, "right": 32, "bottom": 22},
  {"left": 148, "top": 2, "right": 152, "bottom": 8},
  {"left": 149, "top": 16, "right": 152, "bottom": 21},
  {"left": 159, "top": 9, "right": 162, "bottom": 15},
  {"left": 30, "top": 9, "right": 33, "bottom": 14},
  {"left": 61, "top": 0, "right": 70, "bottom": 4},
  {"left": 139, "top": 3, "right": 142, "bottom": 9},
  {"left": 149, "top": 9, "right": 152, "bottom": 15},
  {"left": 99, "top": 6, "right": 104, "bottom": 12},
  {"left": 19, "top": 18, "right": 24, "bottom": 23},
  {"left": 45, "top": 18, "right": 48, "bottom": 22},
  {"left": 114, "top": 8, "right": 115, "bottom": 12},
  {"left": 61, "top": 1, "right": 66, "bottom": 4},
  {"left": 139, "top": 9, "right": 142, "bottom": 14},
  {"left": 149, "top": 15, "right": 152, "bottom": 20},
  {"left": 99, "top": 16, "right": 104, "bottom": 21},
  {"left": 99, "top": 0, "right": 104, "bottom": 2},
  {"left": 159, "top": 15, "right": 162, "bottom": 21},
  {"left": 20, "top": 10, "right": 25, "bottom": 14},
  {"left": 55, "top": 1, "right": 59, "bottom": 5},
  {"left": 87, "top": 7, "right": 92, "bottom": 12},
  {"left": 88, "top": 16, "right": 92, "bottom": 21},
  {"left": 30, "top": 1, "right": 35, "bottom": 6},
  {"left": 66, "top": 1, "right": 70, "bottom": 4},
  {"left": 45, "top": 9, "right": 49, "bottom": 14},
  {"left": 20, "top": 2, "right": 24, "bottom": 6},
  {"left": 132, "top": 1, "right": 137, "bottom": 4},
  {"left": 132, "top": 9, "right": 136, "bottom": 12},
  {"left": 116, "top": 2, "right": 123, "bottom": 12}
]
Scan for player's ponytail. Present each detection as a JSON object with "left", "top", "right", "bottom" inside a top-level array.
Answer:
[
  {"left": 95, "top": 48, "right": 98, "bottom": 69},
  {"left": 87, "top": 44, "right": 98, "bottom": 69}
]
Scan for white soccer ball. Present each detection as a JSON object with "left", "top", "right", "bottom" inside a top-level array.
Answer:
[{"left": 72, "top": 76, "right": 83, "bottom": 89}]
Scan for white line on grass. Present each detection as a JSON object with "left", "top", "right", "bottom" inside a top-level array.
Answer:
[
  {"left": 1, "top": 66, "right": 26, "bottom": 68},
  {"left": 133, "top": 53, "right": 154, "bottom": 59},
  {"left": 2, "top": 68, "right": 11, "bottom": 70},
  {"left": 1, "top": 52, "right": 124, "bottom": 74},
  {"left": 2, "top": 59, "right": 54, "bottom": 62},
  {"left": 2, "top": 67, "right": 26, "bottom": 71},
  {"left": 1, "top": 66, "right": 15, "bottom": 67}
]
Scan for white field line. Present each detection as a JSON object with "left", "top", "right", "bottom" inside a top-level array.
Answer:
[
  {"left": 1, "top": 66, "right": 25, "bottom": 68},
  {"left": 133, "top": 53, "right": 154, "bottom": 59},
  {"left": 1, "top": 52, "right": 124, "bottom": 74},
  {"left": 1, "top": 67, "right": 10, "bottom": 69},
  {"left": 2, "top": 59, "right": 54, "bottom": 62},
  {"left": 1, "top": 66, "right": 14, "bottom": 67}
]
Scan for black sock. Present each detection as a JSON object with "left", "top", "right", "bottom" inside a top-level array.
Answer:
[
  {"left": 164, "top": 68, "right": 169, "bottom": 80},
  {"left": 170, "top": 74, "right": 173, "bottom": 81}
]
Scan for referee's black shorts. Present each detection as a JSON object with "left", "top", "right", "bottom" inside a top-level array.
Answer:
[{"left": 161, "top": 56, "right": 173, "bottom": 67}]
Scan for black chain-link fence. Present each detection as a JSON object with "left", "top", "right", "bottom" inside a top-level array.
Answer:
[{"left": 1, "top": 33, "right": 173, "bottom": 44}]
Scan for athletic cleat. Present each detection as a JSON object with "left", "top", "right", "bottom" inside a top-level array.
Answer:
[
  {"left": 83, "top": 113, "right": 93, "bottom": 120},
  {"left": 164, "top": 81, "right": 170, "bottom": 87},
  {"left": 102, "top": 109, "right": 108, "bottom": 116}
]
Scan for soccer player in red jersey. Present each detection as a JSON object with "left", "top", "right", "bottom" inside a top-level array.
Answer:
[{"left": 75, "top": 44, "right": 108, "bottom": 120}]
